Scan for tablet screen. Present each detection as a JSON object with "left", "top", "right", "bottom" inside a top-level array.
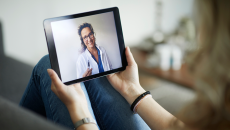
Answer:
[{"left": 44, "top": 7, "right": 126, "bottom": 84}]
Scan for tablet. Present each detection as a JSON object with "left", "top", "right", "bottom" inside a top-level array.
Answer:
[{"left": 43, "top": 7, "right": 127, "bottom": 85}]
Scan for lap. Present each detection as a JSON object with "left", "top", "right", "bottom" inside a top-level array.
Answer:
[
  {"left": 20, "top": 55, "right": 75, "bottom": 128},
  {"left": 20, "top": 55, "right": 150, "bottom": 130},
  {"left": 84, "top": 75, "right": 150, "bottom": 130}
]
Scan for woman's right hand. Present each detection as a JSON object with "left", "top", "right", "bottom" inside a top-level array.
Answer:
[
  {"left": 107, "top": 47, "right": 145, "bottom": 105},
  {"left": 82, "top": 68, "right": 92, "bottom": 77},
  {"left": 47, "top": 69, "right": 93, "bottom": 124}
]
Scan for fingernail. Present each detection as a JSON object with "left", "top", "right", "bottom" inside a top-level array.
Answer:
[{"left": 47, "top": 69, "right": 52, "bottom": 76}]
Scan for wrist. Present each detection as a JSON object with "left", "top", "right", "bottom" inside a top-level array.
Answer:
[
  {"left": 67, "top": 104, "right": 92, "bottom": 124},
  {"left": 122, "top": 84, "right": 146, "bottom": 105}
]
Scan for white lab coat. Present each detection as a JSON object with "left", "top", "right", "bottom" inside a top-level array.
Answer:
[{"left": 76, "top": 45, "right": 113, "bottom": 79}]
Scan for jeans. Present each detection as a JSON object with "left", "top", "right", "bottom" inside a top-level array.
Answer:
[{"left": 19, "top": 55, "right": 150, "bottom": 130}]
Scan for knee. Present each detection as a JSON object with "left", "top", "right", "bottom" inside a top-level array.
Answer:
[{"left": 33, "top": 54, "right": 51, "bottom": 76}]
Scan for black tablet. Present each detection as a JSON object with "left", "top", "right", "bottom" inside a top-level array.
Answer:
[{"left": 43, "top": 7, "right": 127, "bottom": 85}]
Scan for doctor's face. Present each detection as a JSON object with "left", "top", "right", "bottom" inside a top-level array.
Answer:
[{"left": 81, "top": 27, "right": 95, "bottom": 49}]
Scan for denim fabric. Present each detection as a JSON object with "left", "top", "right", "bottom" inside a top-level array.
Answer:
[
  {"left": 84, "top": 77, "right": 150, "bottom": 130},
  {"left": 20, "top": 55, "right": 150, "bottom": 130},
  {"left": 19, "top": 55, "right": 97, "bottom": 129}
]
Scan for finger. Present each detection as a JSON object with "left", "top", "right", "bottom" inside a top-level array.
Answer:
[
  {"left": 51, "top": 82, "right": 58, "bottom": 96},
  {"left": 83, "top": 68, "right": 89, "bottom": 77},
  {"left": 47, "top": 69, "right": 64, "bottom": 90},
  {"left": 89, "top": 68, "right": 92, "bottom": 76},
  {"left": 106, "top": 69, "right": 121, "bottom": 79},
  {"left": 87, "top": 68, "right": 92, "bottom": 76},
  {"left": 85, "top": 68, "right": 91, "bottom": 76},
  {"left": 72, "top": 83, "right": 81, "bottom": 88},
  {"left": 84, "top": 68, "right": 90, "bottom": 75},
  {"left": 125, "top": 47, "right": 136, "bottom": 66},
  {"left": 106, "top": 73, "right": 114, "bottom": 80}
]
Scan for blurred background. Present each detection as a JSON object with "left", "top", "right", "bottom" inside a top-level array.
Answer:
[{"left": 0, "top": 0, "right": 195, "bottom": 115}]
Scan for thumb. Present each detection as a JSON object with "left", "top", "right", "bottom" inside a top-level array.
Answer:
[
  {"left": 125, "top": 47, "right": 136, "bottom": 66},
  {"left": 47, "top": 69, "right": 63, "bottom": 89}
]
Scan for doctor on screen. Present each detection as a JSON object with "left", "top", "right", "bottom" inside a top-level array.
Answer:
[{"left": 76, "top": 22, "right": 113, "bottom": 79}]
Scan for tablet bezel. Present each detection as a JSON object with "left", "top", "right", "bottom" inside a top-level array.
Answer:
[{"left": 43, "top": 7, "right": 127, "bottom": 85}]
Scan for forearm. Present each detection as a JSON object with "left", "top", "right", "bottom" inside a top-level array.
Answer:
[
  {"left": 123, "top": 84, "right": 176, "bottom": 130},
  {"left": 137, "top": 96, "right": 176, "bottom": 130},
  {"left": 67, "top": 105, "right": 99, "bottom": 130}
]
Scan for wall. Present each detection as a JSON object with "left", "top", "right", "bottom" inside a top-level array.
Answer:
[{"left": 0, "top": 0, "right": 193, "bottom": 66}]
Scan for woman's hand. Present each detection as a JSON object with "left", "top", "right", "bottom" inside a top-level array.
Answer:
[
  {"left": 47, "top": 69, "right": 92, "bottom": 123},
  {"left": 107, "top": 47, "right": 145, "bottom": 105},
  {"left": 82, "top": 68, "right": 92, "bottom": 77},
  {"left": 108, "top": 47, "right": 176, "bottom": 130}
]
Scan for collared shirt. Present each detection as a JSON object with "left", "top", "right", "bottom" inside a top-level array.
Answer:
[
  {"left": 76, "top": 45, "right": 113, "bottom": 79},
  {"left": 91, "top": 47, "right": 104, "bottom": 73}
]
